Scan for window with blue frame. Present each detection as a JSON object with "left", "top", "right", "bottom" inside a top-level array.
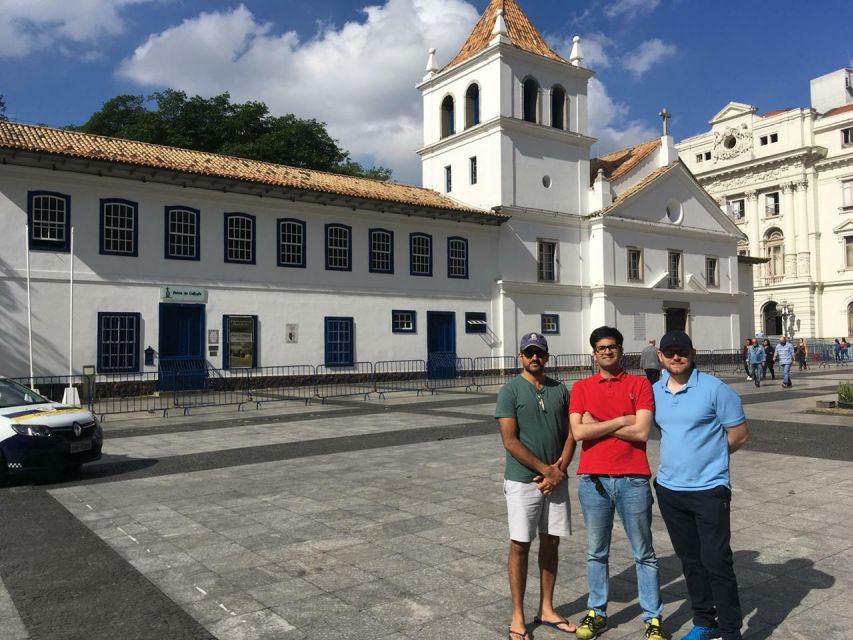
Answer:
[
  {"left": 326, "top": 224, "right": 352, "bottom": 271},
  {"left": 165, "top": 206, "right": 200, "bottom": 260},
  {"left": 369, "top": 228, "right": 394, "bottom": 273},
  {"left": 324, "top": 317, "right": 354, "bottom": 366},
  {"left": 97, "top": 312, "right": 141, "bottom": 373},
  {"left": 410, "top": 233, "right": 432, "bottom": 276},
  {"left": 277, "top": 218, "right": 306, "bottom": 267},
  {"left": 447, "top": 236, "right": 468, "bottom": 279},
  {"left": 391, "top": 310, "right": 416, "bottom": 333},
  {"left": 223, "top": 315, "right": 258, "bottom": 368},
  {"left": 465, "top": 311, "right": 487, "bottom": 334},
  {"left": 28, "top": 191, "right": 71, "bottom": 252},
  {"left": 541, "top": 313, "right": 560, "bottom": 334},
  {"left": 224, "top": 213, "right": 255, "bottom": 264},
  {"left": 100, "top": 198, "right": 138, "bottom": 256}
]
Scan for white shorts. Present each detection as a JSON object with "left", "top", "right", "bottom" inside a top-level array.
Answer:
[{"left": 504, "top": 478, "right": 572, "bottom": 543}]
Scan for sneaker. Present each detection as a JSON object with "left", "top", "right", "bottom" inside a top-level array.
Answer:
[
  {"left": 576, "top": 610, "right": 607, "bottom": 639},
  {"left": 745, "top": 376, "right": 752, "bottom": 381},
  {"left": 645, "top": 617, "right": 668, "bottom": 639},
  {"left": 678, "top": 625, "right": 721, "bottom": 640}
]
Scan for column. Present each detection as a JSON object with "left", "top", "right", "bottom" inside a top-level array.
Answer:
[
  {"left": 781, "top": 182, "right": 797, "bottom": 277},
  {"left": 794, "top": 180, "right": 811, "bottom": 281},
  {"left": 745, "top": 190, "right": 760, "bottom": 283}
]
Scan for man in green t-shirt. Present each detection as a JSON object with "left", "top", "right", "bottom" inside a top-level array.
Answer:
[{"left": 496, "top": 332, "right": 576, "bottom": 640}]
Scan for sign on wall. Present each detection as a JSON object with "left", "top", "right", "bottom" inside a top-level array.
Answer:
[
  {"left": 227, "top": 316, "right": 255, "bottom": 368},
  {"left": 160, "top": 286, "right": 207, "bottom": 303}
]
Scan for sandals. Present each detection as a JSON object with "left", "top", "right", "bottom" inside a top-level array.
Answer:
[
  {"left": 534, "top": 616, "right": 578, "bottom": 633},
  {"left": 508, "top": 629, "right": 531, "bottom": 640}
]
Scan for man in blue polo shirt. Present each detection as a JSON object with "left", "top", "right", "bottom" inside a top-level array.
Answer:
[{"left": 652, "top": 331, "right": 750, "bottom": 640}]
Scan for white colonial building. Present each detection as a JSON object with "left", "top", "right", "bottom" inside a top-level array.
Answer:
[
  {"left": 677, "top": 67, "right": 853, "bottom": 339},
  {"left": 0, "top": 0, "right": 748, "bottom": 379}
]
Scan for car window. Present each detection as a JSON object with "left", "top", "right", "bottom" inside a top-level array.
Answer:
[{"left": 0, "top": 379, "right": 51, "bottom": 408}]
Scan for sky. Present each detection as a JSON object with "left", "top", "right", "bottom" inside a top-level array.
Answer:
[{"left": 1, "top": 0, "right": 851, "bottom": 185}]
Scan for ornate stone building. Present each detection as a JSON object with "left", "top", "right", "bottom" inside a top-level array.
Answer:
[{"left": 677, "top": 67, "right": 853, "bottom": 338}]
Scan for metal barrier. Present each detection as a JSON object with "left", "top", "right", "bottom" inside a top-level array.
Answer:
[
  {"left": 550, "top": 354, "right": 593, "bottom": 384},
  {"left": 471, "top": 356, "right": 518, "bottom": 390},
  {"left": 91, "top": 371, "right": 172, "bottom": 418},
  {"left": 239, "top": 365, "right": 316, "bottom": 407},
  {"left": 315, "top": 362, "right": 375, "bottom": 401},
  {"left": 427, "top": 357, "right": 476, "bottom": 392},
  {"left": 374, "top": 360, "right": 427, "bottom": 397},
  {"left": 11, "top": 374, "right": 88, "bottom": 405},
  {"left": 620, "top": 352, "right": 643, "bottom": 375}
]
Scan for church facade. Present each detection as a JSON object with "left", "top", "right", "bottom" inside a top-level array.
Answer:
[
  {"left": 677, "top": 67, "right": 853, "bottom": 339},
  {"left": 0, "top": 0, "right": 747, "bottom": 378}
]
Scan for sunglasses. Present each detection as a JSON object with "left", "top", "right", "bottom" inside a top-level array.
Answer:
[
  {"left": 594, "top": 343, "right": 621, "bottom": 353},
  {"left": 522, "top": 348, "right": 547, "bottom": 359},
  {"left": 661, "top": 348, "right": 691, "bottom": 359}
]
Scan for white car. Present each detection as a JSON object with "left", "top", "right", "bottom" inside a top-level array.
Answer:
[{"left": 0, "top": 377, "right": 103, "bottom": 482}]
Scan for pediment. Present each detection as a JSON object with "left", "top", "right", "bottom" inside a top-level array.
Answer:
[
  {"left": 832, "top": 219, "right": 853, "bottom": 234},
  {"left": 710, "top": 102, "right": 757, "bottom": 125}
]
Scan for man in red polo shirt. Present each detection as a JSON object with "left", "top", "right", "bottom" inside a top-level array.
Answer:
[{"left": 570, "top": 326, "right": 666, "bottom": 640}]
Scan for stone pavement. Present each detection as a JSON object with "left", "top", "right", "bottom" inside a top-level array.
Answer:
[{"left": 1, "top": 366, "right": 852, "bottom": 639}]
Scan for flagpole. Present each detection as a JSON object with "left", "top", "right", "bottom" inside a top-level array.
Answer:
[
  {"left": 25, "top": 224, "right": 33, "bottom": 380},
  {"left": 62, "top": 227, "right": 80, "bottom": 405}
]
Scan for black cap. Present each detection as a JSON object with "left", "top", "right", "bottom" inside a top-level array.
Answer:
[
  {"left": 659, "top": 330, "right": 693, "bottom": 351},
  {"left": 520, "top": 332, "right": 549, "bottom": 352}
]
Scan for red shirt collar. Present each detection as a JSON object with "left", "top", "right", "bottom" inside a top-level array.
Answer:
[{"left": 593, "top": 369, "right": 626, "bottom": 383}]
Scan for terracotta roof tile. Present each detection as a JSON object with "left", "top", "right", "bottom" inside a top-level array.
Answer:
[
  {"left": 443, "top": 0, "right": 564, "bottom": 71},
  {"left": 589, "top": 138, "right": 660, "bottom": 185},
  {"left": 0, "top": 121, "right": 502, "bottom": 219},
  {"left": 591, "top": 163, "right": 677, "bottom": 217},
  {"left": 820, "top": 103, "right": 853, "bottom": 118},
  {"left": 759, "top": 108, "right": 793, "bottom": 118}
]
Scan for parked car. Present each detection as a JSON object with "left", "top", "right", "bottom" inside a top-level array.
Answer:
[{"left": 0, "top": 377, "right": 103, "bottom": 482}]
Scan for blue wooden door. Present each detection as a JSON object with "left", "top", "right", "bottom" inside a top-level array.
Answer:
[
  {"left": 427, "top": 311, "right": 456, "bottom": 379},
  {"left": 158, "top": 303, "right": 206, "bottom": 390}
]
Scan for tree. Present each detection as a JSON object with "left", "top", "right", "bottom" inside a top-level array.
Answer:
[
  {"left": 74, "top": 91, "right": 391, "bottom": 180},
  {"left": 0, "top": 95, "right": 7, "bottom": 121}
]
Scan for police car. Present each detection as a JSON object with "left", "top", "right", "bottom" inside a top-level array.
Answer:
[{"left": 0, "top": 377, "right": 103, "bottom": 482}]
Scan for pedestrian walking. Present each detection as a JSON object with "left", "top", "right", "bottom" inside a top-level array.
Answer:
[
  {"left": 495, "top": 333, "right": 577, "bottom": 640},
  {"left": 774, "top": 336, "right": 795, "bottom": 388},
  {"left": 761, "top": 339, "right": 775, "bottom": 380},
  {"left": 653, "top": 330, "right": 749, "bottom": 640},
  {"left": 746, "top": 339, "right": 764, "bottom": 388},
  {"left": 834, "top": 338, "right": 842, "bottom": 363},
  {"left": 569, "top": 326, "right": 666, "bottom": 640},
  {"left": 795, "top": 338, "right": 808, "bottom": 371},
  {"left": 740, "top": 339, "right": 751, "bottom": 380},
  {"left": 842, "top": 338, "right": 850, "bottom": 362},
  {"left": 641, "top": 338, "right": 662, "bottom": 386}
]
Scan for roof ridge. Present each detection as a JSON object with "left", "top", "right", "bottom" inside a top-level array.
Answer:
[
  {"left": 442, "top": 0, "right": 564, "bottom": 71},
  {"left": 592, "top": 137, "right": 660, "bottom": 162}
]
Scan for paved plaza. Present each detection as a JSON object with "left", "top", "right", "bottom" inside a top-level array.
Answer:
[{"left": 1, "top": 367, "right": 853, "bottom": 639}]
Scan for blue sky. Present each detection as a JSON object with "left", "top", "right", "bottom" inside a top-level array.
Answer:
[{"left": 1, "top": 0, "right": 850, "bottom": 183}]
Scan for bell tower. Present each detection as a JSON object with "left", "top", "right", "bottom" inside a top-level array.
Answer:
[{"left": 416, "top": 0, "right": 595, "bottom": 215}]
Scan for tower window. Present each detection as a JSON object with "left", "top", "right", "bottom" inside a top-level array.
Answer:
[
  {"left": 445, "top": 165, "right": 452, "bottom": 193},
  {"left": 441, "top": 95, "right": 455, "bottom": 138},
  {"left": 551, "top": 86, "right": 567, "bottom": 130},
  {"left": 469, "top": 156, "right": 477, "bottom": 185},
  {"left": 465, "top": 84, "right": 480, "bottom": 128},
  {"left": 522, "top": 77, "right": 540, "bottom": 123},
  {"left": 537, "top": 239, "right": 557, "bottom": 282}
]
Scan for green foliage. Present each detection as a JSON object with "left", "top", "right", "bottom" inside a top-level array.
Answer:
[
  {"left": 73, "top": 90, "right": 391, "bottom": 180},
  {"left": 0, "top": 95, "right": 7, "bottom": 121},
  {"left": 839, "top": 382, "right": 853, "bottom": 404}
]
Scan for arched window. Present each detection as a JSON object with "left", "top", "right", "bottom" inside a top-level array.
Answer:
[
  {"left": 465, "top": 84, "right": 480, "bottom": 129},
  {"left": 550, "top": 86, "right": 567, "bottom": 130},
  {"left": 440, "top": 95, "right": 455, "bottom": 138},
  {"left": 762, "top": 301, "right": 782, "bottom": 336},
  {"left": 764, "top": 228, "right": 784, "bottom": 282},
  {"left": 848, "top": 302, "right": 853, "bottom": 337},
  {"left": 522, "top": 77, "right": 540, "bottom": 123}
]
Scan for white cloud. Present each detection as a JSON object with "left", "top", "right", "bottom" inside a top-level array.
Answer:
[
  {"left": 588, "top": 78, "right": 658, "bottom": 154},
  {"left": 0, "top": 0, "right": 152, "bottom": 58},
  {"left": 622, "top": 38, "right": 676, "bottom": 77},
  {"left": 604, "top": 0, "right": 661, "bottom": 19},
  {"left": 117, "top": 0, "right": 478, "bottom": 184}
]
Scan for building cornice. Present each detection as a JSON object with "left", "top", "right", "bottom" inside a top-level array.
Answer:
[
  {"left": 600, "top": 215, "right": 744, "bottom": 241},
  {"left": 591, "top": 284, "right": 743, "bottom": 301},
  {"left": 694, "top": 148, "right": 826, "bottom": 193},
  {"left": 497, "top": 279, "right": 585, "bottom": 296}
]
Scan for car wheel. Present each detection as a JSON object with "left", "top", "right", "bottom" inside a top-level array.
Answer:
[{"left": 0, "top": 449, "right": 7, "bottom": 486}]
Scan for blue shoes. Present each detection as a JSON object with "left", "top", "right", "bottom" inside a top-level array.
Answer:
[{"left": 679, "top": 626, "right": 721, "bottom": 640}]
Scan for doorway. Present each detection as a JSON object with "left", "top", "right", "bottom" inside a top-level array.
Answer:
[
  {"left": 427, "top": 311, "right": 456, "bottom": 379},
  {"left": 664, "top": 307, "right": 688, "bottom": 333},
  {"left": 158, "top": 303, "right": 206, "bottom": 389}
]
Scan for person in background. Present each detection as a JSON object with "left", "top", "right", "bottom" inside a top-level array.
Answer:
[
  {"left": 841, "top": 338, "right": 850, "bottom": 362},
  {"left": 740, "top": 339, "right": 752, "bottom": 381},
  {"left": 496, "top": 333, "right": 577, "bottom": 640},
  {"left": 641, "top": 338, "right": 662, "bottom": 386},
  {"left": 774, "top": 335, "right": 795, "bottom": 388},
  {"left": 653, "top": 330, "right": 749, "bottom": 640},
  {"left": 761, "top": 339, "right": 775, "bottom": 381},
  {"left": 795, "top": 338, "right": 808, "bottom": 371},
  {"left": 747, "top": 339, "right": 765, "bottom": 388},
  {"left": 834, "top": 338, "right": 842, "bottom": 363}
]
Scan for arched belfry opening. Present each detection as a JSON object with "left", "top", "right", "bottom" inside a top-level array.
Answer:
[
  {"left": 441, "top": 95, "right": 455, "bottom": 138},
  {"left": 551, "top": 86, "right": 567, "bottom": 130},
  {"left": 522, "top": 77, "right": 540, "bottom": 123},
  {"left": 465, "top": 84, "right": 480, "bottom": 129}
]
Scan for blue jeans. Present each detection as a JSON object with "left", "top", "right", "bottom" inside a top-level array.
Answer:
[
  {"left": 750, "top": 363, "right": 762, "bottom": 387},
  {"left": 780, "top": 362, "right": 792, "bottom": 386},
  {"left": 578, "top": 474, "right": 662, "bottom": 621}
]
